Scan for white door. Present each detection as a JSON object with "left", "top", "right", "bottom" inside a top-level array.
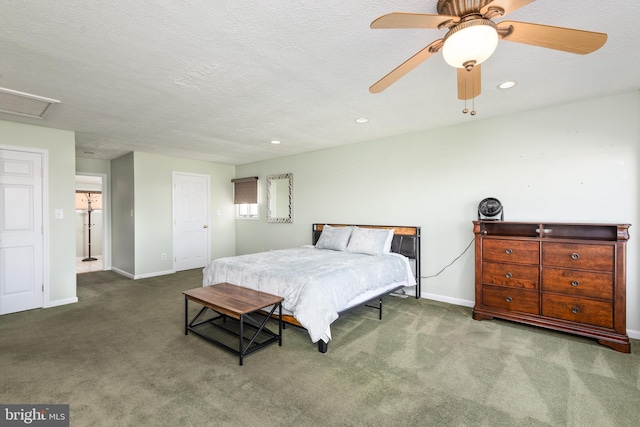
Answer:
[
  {"left": 173, "top": 172, "right": 209, "bottom": 271},
  {"left": 0, "top": 149, "right": 43, "bottom": 315}
]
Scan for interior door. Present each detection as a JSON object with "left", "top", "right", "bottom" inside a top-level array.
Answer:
[
  {"left": 173, "top": 172, "right": 209, "bottom": 271},
  {"left": 0, "top": 149, "right": 43, "bottom": 315}
]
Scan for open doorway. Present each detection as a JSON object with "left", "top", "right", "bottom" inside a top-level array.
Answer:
[{"left": 75, "top": 174, "right": 107, "bottom": 274}]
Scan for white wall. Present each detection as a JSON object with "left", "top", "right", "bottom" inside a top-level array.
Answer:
[
  {"left": 111, "top": 153, "right": 135, "bottom": 275},
  {"left": 132, "top": 152, "right": 236, "bottom": 278},
  {"left": 82, "top": 151, "right": 236, "bottom": 279},
  {"left": 77, "top": 157, "right": 110, "bottom": 176},
  {"left": 0, "top": 120, "right": 77, "bottom": 306},
  {"left": 235, "top": 91, "right": 640, "bottom": 336}
]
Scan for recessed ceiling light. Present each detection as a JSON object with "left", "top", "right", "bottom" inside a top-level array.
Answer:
[
  {"left": 355, "top": 117, "right": 369, "bottom": 124},
  {"left": 270, "top": 140, "right": 281, "bottom": 145},
  {"left": 498, "top": 81, "right": 517, "bottom": 89}
]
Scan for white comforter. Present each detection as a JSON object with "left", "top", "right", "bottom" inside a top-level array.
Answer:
[{"left": 202, "top": 247, "right": 415, "bottom": 343}]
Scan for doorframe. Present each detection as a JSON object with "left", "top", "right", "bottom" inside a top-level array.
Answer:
[
  {"left": 75, "top": 172, "right": 110, "bottom": 270},
  {"left": 0, "top": 143, "right": 48, "bottom": 309}
]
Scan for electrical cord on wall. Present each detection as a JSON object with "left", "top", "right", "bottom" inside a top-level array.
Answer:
[{"left": 421, "top": 236, "right": 476, "bottom": 279}]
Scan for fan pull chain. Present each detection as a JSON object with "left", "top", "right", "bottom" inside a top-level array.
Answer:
[
  {"left": 471, "top": 72, "right": 477, "bottom": 116},
  {"left": 462, "top": 67, "right": 478, "bottom": 116},
  {"left": 462, "top": 70, "right": 468, "bottom": 114}
]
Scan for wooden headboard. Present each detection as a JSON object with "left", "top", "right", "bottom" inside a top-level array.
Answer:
[{"left": 312, "top": 223, "right": 421, "bottom": 298}]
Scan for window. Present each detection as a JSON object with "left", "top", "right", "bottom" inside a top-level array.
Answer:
[
  {"left": 232, "top": 176, "right": 259, "bottom": 220},
  {"left": 236, "top": 202, "right": 259, "bottom": 219}
]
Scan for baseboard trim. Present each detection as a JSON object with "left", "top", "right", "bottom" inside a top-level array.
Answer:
[
  {"left": 627, "top": 329, "right": 640, "bottom": 340},
  {"left": 111, "top": 267, "right": 134, "bottom": 279},
  {"left": 421, "top": 292, "right": 474, "bottom": 308},
  {"left": 134, "top": 269, "right": 175, "bottom": 280},
  {"left": 45, "top": 297, "right": 78, "bottom": 308}
]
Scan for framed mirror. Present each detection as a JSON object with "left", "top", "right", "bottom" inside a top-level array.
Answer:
[{"left": 266, "top": 173, "right": 293, "bottom": 223}]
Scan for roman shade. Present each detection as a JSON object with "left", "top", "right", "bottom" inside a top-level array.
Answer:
[{"left": 231, "top": 177, "right": 258, "bottom": 204}]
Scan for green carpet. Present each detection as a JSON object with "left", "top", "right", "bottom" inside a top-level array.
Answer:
[{"left": 1, "top": 269, "right": 639, "bottom": 426}]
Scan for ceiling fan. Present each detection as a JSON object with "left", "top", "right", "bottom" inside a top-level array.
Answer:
[{"left": 369, "top": 0, "right": 607, "bottom": 112}]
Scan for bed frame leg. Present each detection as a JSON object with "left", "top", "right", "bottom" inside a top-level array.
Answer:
[{"left": 318, "top": 340, "right": 328, "bottom": 353}]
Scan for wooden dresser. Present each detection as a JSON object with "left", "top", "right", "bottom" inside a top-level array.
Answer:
[{"left": 472, "top": 221, "right": 631, "bottom": 353}]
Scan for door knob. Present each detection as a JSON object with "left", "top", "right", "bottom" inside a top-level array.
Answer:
[{"left": 203, "top": 225, "right": 208, "bottom": 228}]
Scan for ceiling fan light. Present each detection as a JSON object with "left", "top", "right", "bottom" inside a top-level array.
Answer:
[{"left": 442, "top": 19, "right": 499, "bottom": 69}]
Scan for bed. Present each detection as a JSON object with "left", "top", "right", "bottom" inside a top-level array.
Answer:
[{"left": 202, "top": 223, "right": 421, "bottom": 353}]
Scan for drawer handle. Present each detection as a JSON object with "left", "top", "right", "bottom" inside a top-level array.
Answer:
[
  {"left": 505, "top": 272, "right": 512, "bottom": 279},
  {"left": 572, "top": 307, "right": 580, "bottom": 314},
  {"left": 505, "top": 249, "right": 513, "bottom": 255},
  {"left": 571, "top": 253, "right": 580, "bottom": 260},
  {"left": 536, "top": 228, "right": 553, "bottom": 234},
  {"left": 505, "top": 297, "right": 513, "bottom": 303},
  {"left": 571, "top": 280, "right": 579, "bottom": 287}
]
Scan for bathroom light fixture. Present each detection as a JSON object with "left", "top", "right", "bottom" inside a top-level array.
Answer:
[{"left": 270, "top": 140, "right": 281, "bottom": 145}]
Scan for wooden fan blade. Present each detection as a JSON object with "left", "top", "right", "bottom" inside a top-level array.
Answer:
[
  {"left": 499, "top": 20, "right": 607, "bottom": 54},
  {"left": 457, "top": 65, "right": 481, "bottom": 100},
  {"left": 371, "top": 12, "right": 458, "bottom": 29},
  {"left": 369, "top": 40, "right": 443, "bottom": 93},
  {"left": 481, "top": 0, "right": 536, "bottom": 18}
]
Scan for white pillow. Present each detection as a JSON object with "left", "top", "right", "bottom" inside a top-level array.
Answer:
[
  {"left": 315, "top": 225, "right": 352, "bottom": 251},
  {"left": 383, "top": 228, "right": 395, "bottom": 253},
  {"left": 346, "top": 227, "right": 394, "bottom": 256}
]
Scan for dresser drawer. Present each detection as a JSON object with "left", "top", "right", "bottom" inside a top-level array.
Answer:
[
  {"left": 542, "top": 242, "right": 613, "bottom": 272},
  {"left": 482, "top": 285, "right": 539, "bottom": 315},
  {"left": 541, "top": 293, "right": 613, "bottom": 328},
  {"left": 483, "top": 239, "right": 539, "bottom": 265},
  {"left": 474, "top": 221, "right": 630, "bottom": 353},
  {"left": 542, "top": 267, "right": 613, "bottom": 300},
  {"left": 483, "top": 261, "right": 538, "bottom": 289}
]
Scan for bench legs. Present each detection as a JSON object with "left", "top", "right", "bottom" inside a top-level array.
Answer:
[{"left": 185, "top": 297, "right": 282, "bottom": 365}]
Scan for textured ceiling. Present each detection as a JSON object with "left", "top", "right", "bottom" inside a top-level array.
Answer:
[{"left": 1, "top": 1, "right": 639, "bottom": 165}]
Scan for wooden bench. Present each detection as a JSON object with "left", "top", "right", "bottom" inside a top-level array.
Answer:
[{"left": 183, "top": 283, "right": 283, "bottom": 365}]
